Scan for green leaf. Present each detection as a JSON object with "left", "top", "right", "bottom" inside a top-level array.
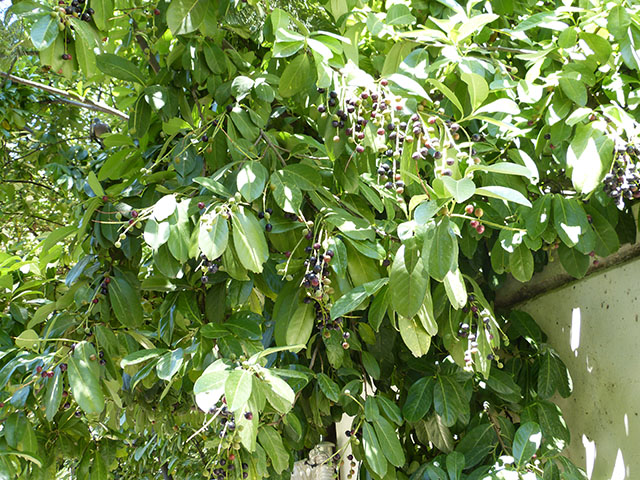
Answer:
[
  {"left": 96, "top": 53, "right": 146, "bottom": 84},
  {"left": 608, "top": 5, "right": 631, "bottom": 40},
  {"left": 525, "top": 196, "right": 552, "bottom": 240},
  {"left": 167, "top": 0, "right": 209, "bottom": 35},
  {"left": 203, "top": 43, "right": 226, "bottom": 74},
  {"left": 538, "top": 350, "right": 572, "bottom": 398},
  {"left": 92, "top": 0, "right": 113, "bottom": 31},
  {"left": 513, "top": 422, "right": 542, "bottom": 467},
  {"left": 270, "top": 171, "right": 302, "bottom": 213},
  {"left": 467, "top": 162, "right": 531, "bottom": 178},
  {"left": 327, "top": 237, "right": 348, "bottom": 277},
  {"left": 279, "top": 53, "right": 311, "bottom": 97},
  {"left": 509, "top": 244, "right": 534, "bottom": 282},
  {"left": 553, "top": 196, "right": 590, "bottom": 248},
  {"left": 362, "top": 422, "right": 388, "bottom": 477},
  {"left": 455, "top": 423, "right": 497, "bottom": 468},
  {"left": 581, "top": 32, "right": 612, "bottom": 64},
  {"left": 427, "top": 79, "right": 464, "bottom": 116},
  {"left": 67, "top": 341, "right": 105, "bottom": 415},
  {"left": 537, "top": 400, "right": 570, "bottom": 452},
  {"left": 258, "top": 426, "right": 290, "bottom": 474},
  {"left": 130, "top": 95, "right": 151, "bottom": 138},
  {"left": 376, "top": 395, "right": 403, "bottom": 426},
  {"left": 429, "top": 218, "right": 458, "bottom": 282},
  {"left": 193, "top": 361, "right": 229, "bottom": 412},
  {"left": 374, "top": 417, "right": 406, "bottom": 467},
  {"left": 237, "top": 162, "right": 268, "bottom": 202},
  {"left": 44, "top": 367, "right": 63, "bottom": 421},
  {"left": 156, "top": 348, "right": 184, "bottom": 381},
  {"left": 398, "top": 315, "right": 431, "bottom": 357},
  {"left": 120, "top": 348, "right": 165, "bottom": 367},
  {"left": 433, "top": 374, "right": 468, "bottom": 427},
  {"left": 446, "top": 451, "right": 465, "bottom": 480},
  {"left": 441, "top": 177, "right": 476, "bottom": 203},
  {"left": 475, "top": 186, "right": 531, "bottom": 207},
  {"left": 330, "top": 278, "right": 388, "bottom": 320},
  {"left": 317, "top": 372, "right": 340, "bottom": 402},
  {"left": 461, "top": 72, "right": 489, "bottom": 110},
  {"left": 386, "top": 4, "right": 416, "bottom": 25},
  {"left": 586, "top": 206, "right": 619, "bottom": 257},
  {"left": 225, "top": 369, "right": 253, "bottom": 412},
  {"left": 231, "top": 207, "right": 269, "bottom": 273},
  {"left": 559, "top": 76, "right": 587, "bottom": 106},
  {"left": 286, "top": 301, "right": 315, "bottom": 346},
  {"left": 388, "top": 73, "right": 430, "bottom": 100},
  {"left": 443, "top": 268, "right": 467, "bottom": 309},
  {"left": 109, "top": 268, "right": 143, "bottom": 327},
  {"left": 402, "top": 376, "right": 434, "bottom": 423},
  {"left": 261, "top": 368, "right": 295, "bottom": 413},
  {"left": 566, "top": 124, "right": 614, "bottom": 194},
  {"left": 368, "top": 285, "right": 389, "bottom": 331},
  {"left": 144, "top": 219, "right": 170, "bottom": 249},
  {"left": 198, "top": 214, "right": 229, "bottom": 261},
  {"left": 414, "top": 200, "right": 441, "bottom": 224},
  {"left": 30, "top": 14, "right": 58, "bottom": 50}
]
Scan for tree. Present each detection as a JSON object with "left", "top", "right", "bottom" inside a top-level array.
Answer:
[{"left": 1, "top": 0, "right": 638, "bottom": 478}]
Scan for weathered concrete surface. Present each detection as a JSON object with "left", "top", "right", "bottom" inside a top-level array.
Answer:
[{"left": 499, "top": 255, "right": 640, "bottom": 480}]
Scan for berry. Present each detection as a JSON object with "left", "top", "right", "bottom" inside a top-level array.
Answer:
[
  {"left": 475, "top": 208, "right": 484, "bottom": 218},
  {"left": 472, "top": 133, "right": 482, "bottom": 142},
  {"left": 464, "top": 204, "right": 474, "bottom": 215},
  {"left": 265, "top": 223, "right": 273, "bottom": 232},
  {"left": 104, "top": 277, "right": 111, "bottom": 284},
  {"left": 131, "top": 210, "right": 138, "bottom": 218},
  {"left": 313, "top": 242, "right": 321, "bottom": 250},
  {"left": 81, "top": 12, "right": 91, "bottom": 21},
  {"left": 59, "top": 363, "right": 67, "bottom": 372},
  {"left": 154, "top": 8, "right": 160, "bottom": 15},
  {"left": 197, "top": 202, "right": 205, "bottom": 209},
  {"left": 201, "top": 276, "right": 209, "bottom": 284},
  {"left": 355, "top": 145, "right": 365, "bottom": 153},
  {"left": 476, "top": 224, "right": 485, "bottom": 234},
  {"left": 342, "top": 341, "right": 350, "bottom": 349},
  {"left": 62, "top": 53, "right": 71, "bottom": 60},
  {"left": 245, "top": 411, "right": 253, "bottom": 420},
  {"left": 470, "top": 220, "right": 479, "bottom": 228},
  {"left": 380, "top": 79, "right": 388, "bottom": 86},
  {"left": 333, "top": 135, "right": 340, "bottom": 143},
  {"left": 92, "top": 298, "right": 99, "bottom": 304},
  {"left": 326, "top": 249, "right": 334, "bottom": 257}
]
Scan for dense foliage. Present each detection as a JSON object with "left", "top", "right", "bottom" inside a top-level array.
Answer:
[{"left": 2, "top": 0, "right": 640, "bottom": 478}]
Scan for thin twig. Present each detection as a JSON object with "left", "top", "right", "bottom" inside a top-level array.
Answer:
[
  {"left": 1, "top": 56, "right": 18, "bottom": 89},
  {"left": 0, "top": 71, "right": 129, "bottom": 120},
  {"left": 260, "top": 130, "right": 287, "bottom": 167},
  {"left": 1, "top": 179, "right": 54, "bottom": 191}
]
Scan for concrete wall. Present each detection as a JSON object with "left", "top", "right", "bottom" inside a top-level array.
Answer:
[{"left": 507, "top": 256, "right": 640, "bottom": 480}]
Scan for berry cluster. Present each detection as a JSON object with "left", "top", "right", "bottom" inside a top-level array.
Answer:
[
  {"left": 199, "top": 254, "right": 220, "bottom": 284},
  {"left": 58, "top": 0, "right": 94, "bottom": 22},
  {"left": 317, "top": 82, "right": 483, "bottom": 199},
  {"left": 464, "top": 204, "right": 485, "bottom": 234},
  {"left": 301, "top": 242, "right": 333, "bottom": 300},
  {"left": 92, "top": 275, "right": 110, "bottom": 304},
  {"left": 207, "top": 404, "right": 251, "bottom": 479},
  {"left": 457, "top": 295, "right": 498, "bottom": 367},
  {"left": 257, "top": 208, "right": 274, "bottom": 232},
  {"left": 603, "top": 146, "right": 640, "bottom": 206}
]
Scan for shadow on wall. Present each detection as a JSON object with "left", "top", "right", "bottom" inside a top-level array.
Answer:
[{"left": 519, "top": 263, "right": 640, "bottom": 480}]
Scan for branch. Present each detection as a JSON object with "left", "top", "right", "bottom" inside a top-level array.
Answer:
[
  {"left": 131, "top": 19, "right": 161, "bottom": 74},
  {"left": 160, "top": 462, "right": 173, "bottom": 480},
  {"left": 1, "top": 179, "right": 54, "bottom": 191},
  {"left": 0, "top": 72, "right": 129, "bottom": 120},
  {"left": 260, "top": 130, "right": 286, "bottom": 167}
]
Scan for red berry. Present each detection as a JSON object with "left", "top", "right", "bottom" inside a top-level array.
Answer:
[
  {"left": 104, "top": 277, "right": 111, "bottom": 284},
  {"left": 355, "top": 145, "right": 365, "bottom": 153},
  {"left": 470, "top": 220, "right": 479, "bottom": 228},
  {"left": 130, "top": 210, "right": 138, "bottom": 218},
  {"left": 377, "top": 128, "right": 385, "bottom": 136},
  {"left": 244, "top": 412, "right": 253, "bottom": 420},
  {"left": 476, "top": 224, "right": 485, "bottom": 234},
  {"left": 464, "top": 204, "right": 474, "bottom": 215},
  {"left": 313, "top": 242, "right": 321, "bottom": 250},
  {"left": 153, "top": 8, "right": 161, "bottom": 15},
  {"left": 323, "top": 255, "right": 332, "bottom": 263},
  {"left": 36, "top": 366, "right": 43, "bottom": 373},
  {"left": 284, "top": 251, "right": 291, "bottom": 258},
  {"left": 198, "top": 202, "right": 205, "bottom": 209},
  {"left": 102, "top": 195, "right": 108, "bottom": 202},
  {"left": 380, "top": 79, "right": 388, "bottom": 86},
  {"left": 92, "top": 298, "right": 99, "bottom": 304},
  {"left": 0, "top": 402, "right": 4, "bottom": 408},
  {"left": 41, "top": 371, "right": 48, "bottom": 378}
]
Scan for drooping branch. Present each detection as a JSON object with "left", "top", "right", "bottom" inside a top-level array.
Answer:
[{"left": 0, "top": 71, "right": 129, "bottom": 120}]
